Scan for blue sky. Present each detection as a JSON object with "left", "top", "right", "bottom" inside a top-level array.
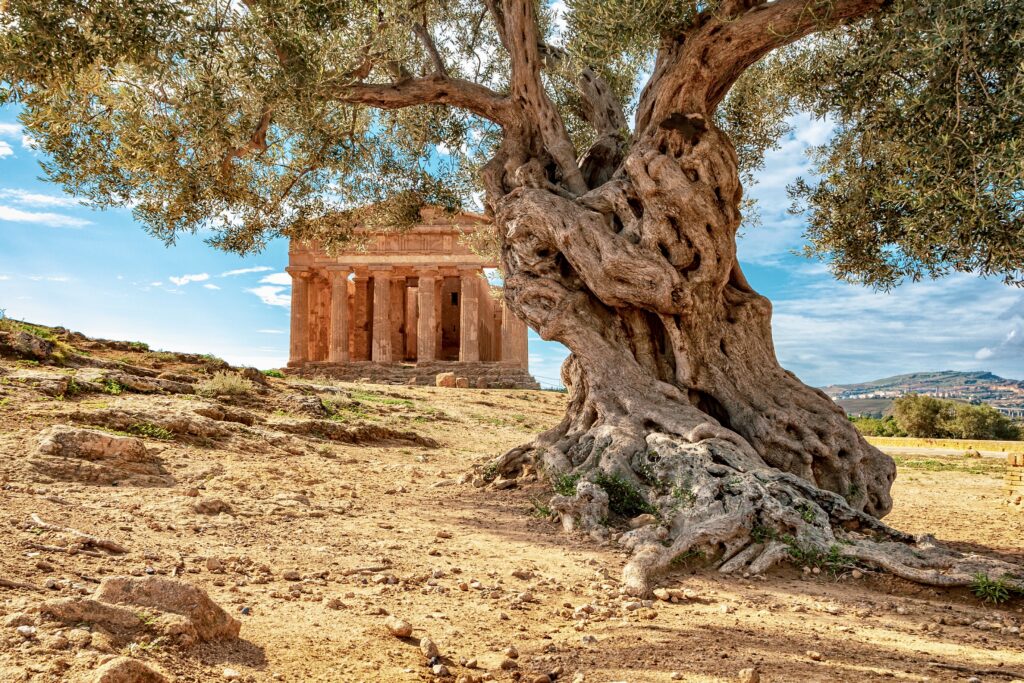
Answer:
[{"left": 1, "top": 108, "right": 1021, "bottom": 388}]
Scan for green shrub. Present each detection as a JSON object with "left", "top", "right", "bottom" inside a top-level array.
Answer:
[
  {"left": 196, "top": 371, "right": 255, "bottom": 397},
  {"left": 126, "top": 422, "right": 173, "bottom": 440},
  {"left": 263, "top": 369, "right": 285, "bottom": 378},
  {"left": 593, "top": 473, "right": 656, "bottom": 518},
  {"left": 552, "top": 472, "right": 582, "bottom": 497},
  {"left": 970, "top": 573, "right": 1015, "bottom": 604},
  {"left": 102, "top": 379, "right": 124, "bottom": 395},
  {"left": 127, "top": 341, "right": 150, "bottom": 352}
]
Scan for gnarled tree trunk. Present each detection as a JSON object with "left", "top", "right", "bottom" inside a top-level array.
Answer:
[{"left": 484, "top": 115, "right": 1022, "bottom": 597}]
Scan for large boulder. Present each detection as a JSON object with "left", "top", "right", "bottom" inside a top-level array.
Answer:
[
  {"left": 42, "top": 576, "right": 240, "bottom": 648},
  {"left": 435, "top": 372, "right": 456, "bottom": 388},
  {"left": 95, "top": 576, "right": 241, "bottom": 643},
  {"left": 31, "top": 425, "right": 170, "bottom": 486}
]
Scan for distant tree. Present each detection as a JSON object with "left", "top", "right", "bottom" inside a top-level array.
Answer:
[
  {"left": 849, "top": 415, "right": 906, "bottom": 438},
  {"left": 944, "top": 403, "right": 1021, "bottom": 441},
  {"left": 2, "top": 0, "right": 1022, "bottom": 595},
  {"left": 892, "top": 394, "right": 951, "bottom": 438}
]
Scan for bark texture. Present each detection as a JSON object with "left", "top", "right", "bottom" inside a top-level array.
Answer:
[{"left": 472, "top": 0, "right": 1022, "bottom": 598}]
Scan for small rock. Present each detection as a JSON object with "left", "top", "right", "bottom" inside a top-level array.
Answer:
[
  {"left": 500, "top": 658, "right": 519, "bottom": 670},
  {"left": 806, "top": 650, "right": 822, "bottom": 662},
  {"left": 223, "top": 668, "right": 242, "bottom": 680},
  {"left": 282, "top": 570, "right": 301, "bottom": 581},
  {"left": 532, "top": 676, "right": 552, "bottom": 683},
  {"left": 628, "top": 513, "right": 657, "bottom": 529},
  {"left": 737, "top": 668, "right": 760, "bottom": 683},
  {"left": 385, "top": 616, "right": 413, "bottom": 638},
  {"left": 92, "top": 657, "right": 168, "bottom": 683},
  {"left": 851, "top": 569, "right": 863, "bottom": 579},
  {"left": 206, "top": 557, "right": 224, "bottom": 572},
  {"left": 504, "top": 645, "right": 519, "bottom": 659},
  {"left": 193, "top": 497, "right": 232, "bottom": 515},
  {"left": 420, "top": 636, "right": 440, "bottom": 659},
  {"left": 432, "top": 664, "right": 450, "bottom": 676},
  {"left": 16, "top": 625, "right": 36, "bottom": 639}
]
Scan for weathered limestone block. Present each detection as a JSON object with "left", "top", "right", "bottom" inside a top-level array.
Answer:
[
  {"left": 42, "top": 576, "right": 240, "bottom": 649},
  {"left": 455, "top": 377, "right": 470, "bottom": 388},
  {"left": 7, "top": 369, "right": 71, "bottom": 396},
  {"left": 436, "top": 372, "right": 456, "bottom": 388},
  {"left": 76, "top": 368, "right": 193, "bottom": 394},
  {"left": 31, "top": 425, "right": 170, "bottom": 486}
]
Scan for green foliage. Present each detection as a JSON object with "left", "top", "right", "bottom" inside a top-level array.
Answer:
[
  {"left": 849, "top": 415, "right": 906, "bottom": 438},
  {"left": 785, "top": 0, "right": 1024, "bottom": 287},
  {"left": 127, "top": 341, "right": 149, "bottom": 352},
  {"left": 0, "top": 0, "right": 1018, "bottom": 296},
  {"left": 593, "top": 472, "right": 655, "bottom": 518},
  {"left": 552, "top": 472, "right": 582, "bottom": 497},
  {"left": 196, "top": 371, "right": 255, "bottom": 397},
  {"left": 891, "top": 394, "right": 1021, "bottom": 440},
  {"left": 0, "top": 317, "right": 56, "bottom": 341},
  {"left": 263, "top": 369, "right": 285, "bottom": 379},
  {"left": 126, "top": 422, "right": 173, "bottom": 440},
  {"left": 102, "top": 379, "right": 124, "bottom": 395},
  {"left": 970, "top": 573, "right": 1017, "bottom": 604}
]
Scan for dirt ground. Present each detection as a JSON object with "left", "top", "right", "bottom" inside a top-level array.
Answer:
[{"left": 0, "top": 327, "right": 1023, "bottom": 682}]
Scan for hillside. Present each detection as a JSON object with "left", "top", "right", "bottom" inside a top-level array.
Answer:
[
  {"left": 822, "top": 370, "right": 1024, "bottom": 417},
  {"left": 1, "top": 321, "right": 1023, "bottom": 682}
]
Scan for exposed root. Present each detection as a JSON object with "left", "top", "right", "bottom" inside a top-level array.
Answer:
[{"left": 493, "top": 427, "right": 1024, "bottom": 598}]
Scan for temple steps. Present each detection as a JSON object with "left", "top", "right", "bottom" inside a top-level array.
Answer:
[{"left": 287, "top": 361, "right": 541, "bottom": 390}]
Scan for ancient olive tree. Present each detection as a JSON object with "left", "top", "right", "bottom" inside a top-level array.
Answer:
[{"left": 2, "top": 0, "right": 1022, "bottom": 595}]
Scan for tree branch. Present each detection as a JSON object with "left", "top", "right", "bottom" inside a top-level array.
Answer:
[
  {"left": 412, "top": 22, "right": 448, "bottom": 77},
  {"left": 332, "top": 75, "right": 515, "bottom": 127},
  {"left": 502, "top": 0, "right": 588, "bottom": 195},
  {"left": 221, "top": 107, "right": 273, "bottom": 177},
  {"left": 636, "top": 0, "right": 886, "bottom": 137}
]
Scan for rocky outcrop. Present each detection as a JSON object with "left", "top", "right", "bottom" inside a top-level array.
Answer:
[
  {"left": 269, "top": 419, "right": 439, "bottom": 447},
  {"left": 0, "top": 329, "right": 55, "bottom": 360},
  {"left": 30, "top": 425, "right": 171, "bottom": 486},
  {"left": 42, "top": 576, "right": 240, "bottom": 649}
]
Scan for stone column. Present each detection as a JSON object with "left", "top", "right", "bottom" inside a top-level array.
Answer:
[
  {"left": 352, "top": 270, "right": 370, "bottom": 360},
  {"left": 502, "top": 302, "right": 528, "bottom": 368},
  {"left": 405, "top": 286, "right": 418, "bottom": 360},
  {"left": 371, "top": 269, "right": 392, "bottom": 362},
  {"left": 286, "top": 267, "right": 311, "bottom": 366},
  {"left": 416, "top": 271, "right": 437, "bottom": 362},
  {"left": 459, "top": 270, "right": 480, "bottom": 362},
  {"left": 327, "top": 268, "right": 351, "bottom": 363}
]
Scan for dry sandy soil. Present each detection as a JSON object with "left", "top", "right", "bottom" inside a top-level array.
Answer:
[{"left": 0, "top": 323, "right": 1023, "bottom": 682}]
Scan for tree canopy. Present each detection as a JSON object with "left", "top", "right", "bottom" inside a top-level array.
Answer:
[{"left": 0, "top": 0, "right": 1021, "bottom": 285}]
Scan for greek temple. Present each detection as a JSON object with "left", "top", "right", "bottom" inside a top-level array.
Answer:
[{"left": 285, "top": 208, "right": 539, "bottom": 388}]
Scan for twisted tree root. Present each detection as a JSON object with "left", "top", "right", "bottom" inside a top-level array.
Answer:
[{"left": 492, "top": 429, "right": 1023, "bottom": 598}]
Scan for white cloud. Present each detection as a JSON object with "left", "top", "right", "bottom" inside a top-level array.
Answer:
[
  {"left": 257, "top": 328, "right": 285, "bottom": 334},
  {"left": 259, "top": 272, "right": 292, "bottom": 286},
  {"left": 21, "top": 134, "right": 37, "bottom": 151},
  {"left": 0, "top": 205, "right": 90, "bottom": 228},
  {"left": 202, "top": 283, "right": 221, "bottom": 290},
  {"left": 0, "top": 275, "right": 11, "bottom": 281},
  {"left": 0, "top": 141, "right": 12, "bottom": 159},
  {"left": 247, "top": 285, "right": 290, "bottom": 307},
  {"left": 168, "top": 273, "right": 210, "bottom": 286},
  {"left": 149, "top": 281, "right": 163, "bottom": 287},
  {"left": 221, "top": 266, "right": 273, "bottom": 277},
  {"left": 0, "top": 189, "right": 81, "bottom": 208},
  {"left": 28, "top": 275, "right": 70, "bottom": 282},
  {"left": 0, "top": 123, "right": 20, "bottom": 137}
]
